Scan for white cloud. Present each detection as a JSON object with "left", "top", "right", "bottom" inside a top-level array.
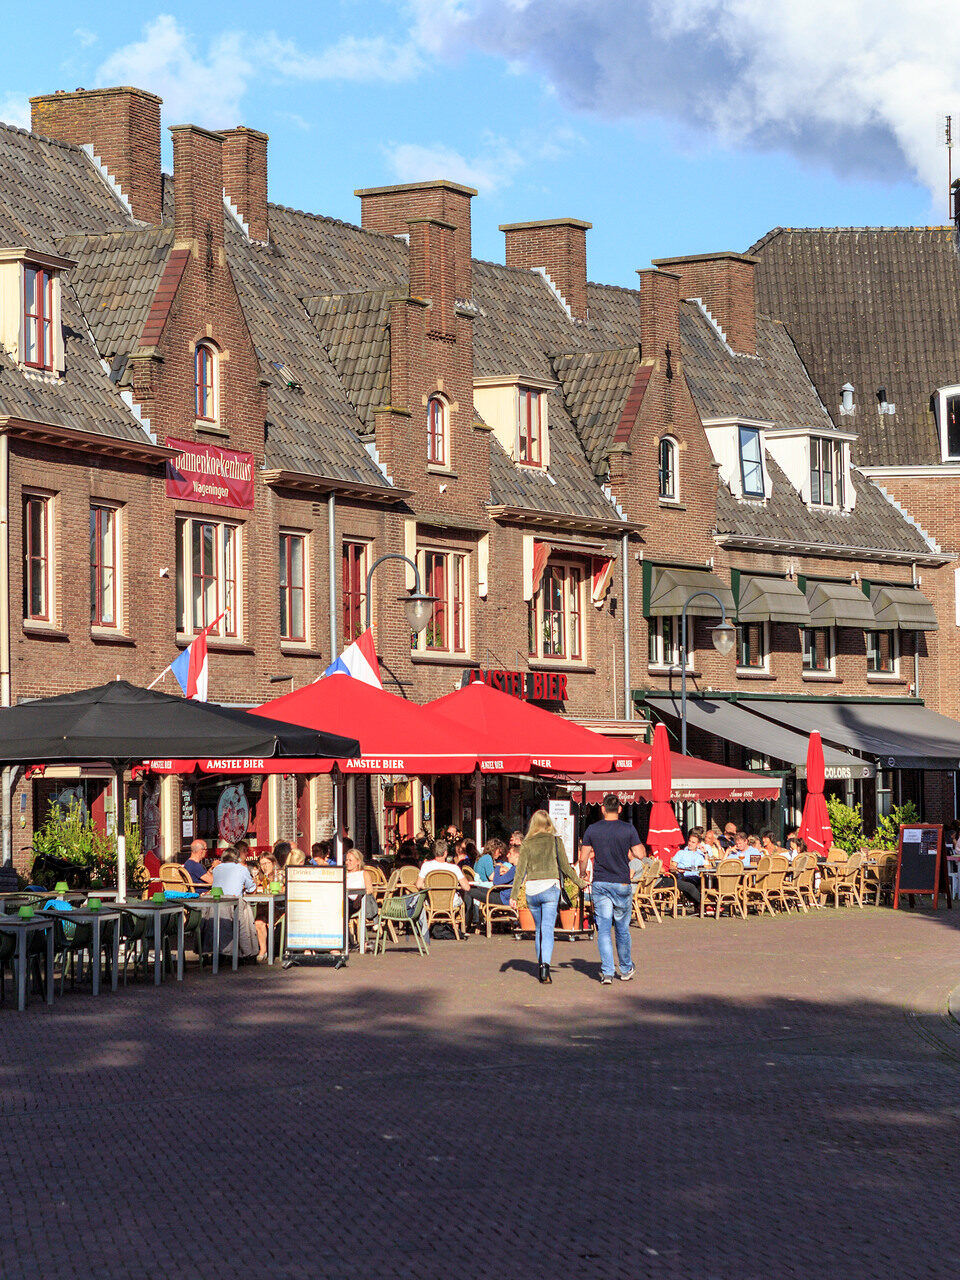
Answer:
[
  {"left": 73, "top": 28, "right": 98, "bottom": 49},
  {"left": 0, "top": 94, "right": 30, "bottom": 130},
  {"left": 258, "top": 34, "right": 423, "bottom": 83},
  {"left": 384, "top": 127, "right": 579, "bottom": 194},
  {"left": 412, "top": 0, "right": 960, "bottom": 197}
]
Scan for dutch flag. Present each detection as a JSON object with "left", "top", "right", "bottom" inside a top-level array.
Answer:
[
  {"left": 170, "top": 617, "right": 221, "bottom": 701},
  {"left": 319, "top": 627, "right": 382, "bottom": 688}
]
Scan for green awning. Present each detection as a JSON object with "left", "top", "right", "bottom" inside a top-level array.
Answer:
[
  {"left": 738, "top": 575, "right": 810, "bottom": 625},
  {"left": 805, "top": 580, "right": 878, "bottom": 630},
  {"left": 648, "top": 566, "right": 735, "bottom": 618},
  {"left": 871, "top": 585, "right": 938, "bottom": 632}
]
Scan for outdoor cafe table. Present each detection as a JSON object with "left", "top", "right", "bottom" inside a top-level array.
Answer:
[
  {"left": 189, "top": 894, "right": 241, "bottom": 974},
  {"left": 38, "top": 906, "right": 122, "bottom": 996},
  {"left": 113, "top": 900, "right": 186, "bottom": 984},
  {"left": 245, "top": 891, "right": 280, "bottom": 965},
  {"left": 0, "top": 915, "right": 55, "bottom": 1010}
]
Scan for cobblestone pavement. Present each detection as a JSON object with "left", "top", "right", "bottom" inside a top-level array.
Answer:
[{"left": 2, "top": 905, "right": 960, "bottom": 1279}]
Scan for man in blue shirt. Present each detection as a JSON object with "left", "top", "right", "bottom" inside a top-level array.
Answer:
[
  {"left": 580, "top": 795, "right": 644, "bottom": 984},
  {"left": 671, "top": 832, "right": 706, "bottom": 909},
  {"left": 182, "top": 838, "right": 212, "bottom": 888}
]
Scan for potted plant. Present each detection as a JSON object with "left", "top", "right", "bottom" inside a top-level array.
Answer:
[
  {"left": 557, "top": 878, "right": 581, "bottom": 930},
  {"left": 514, "top": 882, "right": 535, "bottom": 932}
]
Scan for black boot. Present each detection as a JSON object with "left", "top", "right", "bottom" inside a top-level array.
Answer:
[{"left": 539, "top": 963, "right": 552, "bottom": 984}]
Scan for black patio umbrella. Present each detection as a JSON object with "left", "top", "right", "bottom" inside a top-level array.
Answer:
[{"left": 0, "top": 680, "right": 360, "bottom": 895}]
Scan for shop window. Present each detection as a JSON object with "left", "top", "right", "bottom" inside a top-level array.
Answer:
[
  {"left": 342, "top": 541, "right": 369, "bottom": 643},
  {"left": 175, "top": 516, "right": 240, "bottom": 637},
  {"left": 194, "top": 343, "right": 218, "bottom": 422},
  {"left": 518, "top": 388, "right": 544, "bottom": 467},
  {"left": 738, "top": 425, "right": 764, "bottom": 498},
  {"left": 23, "top": 492, "right": 53, "bottom": 622},
  {"left": 867, "top": 628, "right": 899, "bottom": 675},
  {"left": 528, "top": 562, "right": 584, "bottom": 661},
  {"left": 648, "top": 616, "right": 694, "bottom": 670},
  {"left": 415, "top": 549, "right": 468, "bottom": 654},
  {"left": 279, "top": 532, "right": 307, "bottom": 642},
  {"left": 658, "top": 437, "right": 678, "bottom": 500},
  {"left": 427, "top": 396, "right": 448, "bottom": 467},
  {"left": 24, "top": 265, "right": 55, "bottom": 371},
  {"left": 736, "top": 621, "right": 768, "bottom": 671},
  {"left": 90, "top": 503, "right": 118, "bottom": 628},
  {"left": 802, "top": 626, "right": 835, "bottom": 673}
]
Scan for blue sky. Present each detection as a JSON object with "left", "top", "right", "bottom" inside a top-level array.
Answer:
[{"left": 3, "top": 1, "right": 955, "bottom": 287}]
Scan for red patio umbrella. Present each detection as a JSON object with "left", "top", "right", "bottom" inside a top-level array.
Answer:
[
  {"left": 798, "top": 730, "right": 833, "bottom": 855},
  {"left": 645, "top": 723, "right": 684, "bottom": 873},
  {"left": 427, "top": 681, "right": 623, "bottom": 773}
]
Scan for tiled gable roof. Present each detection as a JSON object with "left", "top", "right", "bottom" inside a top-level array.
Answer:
[
  {"left": 749, "top": 226, "right": 960, "bottom": 466},
  {"left": 551, "top": 346, "right": 642, "bottom": 475},
  {"left": 306, "top": 290, "right": 393, "bottom": 436}
]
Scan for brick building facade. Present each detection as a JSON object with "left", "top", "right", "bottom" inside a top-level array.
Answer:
[{"left": 0, "top": 85, "right": 956, "bottom": 869}]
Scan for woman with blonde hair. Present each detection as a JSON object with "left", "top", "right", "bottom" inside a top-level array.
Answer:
[{"left": 510, "top": 809, "right": 584, "bottom": 985}]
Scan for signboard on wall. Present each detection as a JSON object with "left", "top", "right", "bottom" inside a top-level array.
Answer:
[
  {"left": 462, "top": 668, "right": 568, "bottom": 703},
  {"left": 165, "top": 437, "right": 255, "bottom": 510}
]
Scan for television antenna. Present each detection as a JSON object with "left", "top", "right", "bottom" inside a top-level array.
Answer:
[{"left": 945, "top": 115, "right": 953, "bottom": 221}]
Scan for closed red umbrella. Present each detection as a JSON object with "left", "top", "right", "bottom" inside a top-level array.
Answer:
[
  {"left": 646, "top": 723, "right": 684, "bottom": 874},
  {"left": 798, "top": 730, "right": 833, "bottom": 855}
]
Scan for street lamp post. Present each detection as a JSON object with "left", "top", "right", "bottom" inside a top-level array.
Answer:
[
  {"left": 363, "top": 553, "right": 436, "bottom": 635},
  {"left": 679, "top": 590, "right": 735, "bottom": 756}
]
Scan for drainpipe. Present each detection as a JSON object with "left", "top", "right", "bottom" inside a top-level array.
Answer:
[
  {"left": 0, "top": 432, "right": 10, "bottom": 865},
  {"left": 912, "top": 562, "right": 920, "bottom": 699},
  {"left": 327, "top": 494, "right": 337, "bottom": 661},
  {"left": 622, "top": 533, "right": 631, "bottom": 721}
]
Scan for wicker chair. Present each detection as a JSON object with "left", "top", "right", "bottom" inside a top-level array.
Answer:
[
  {"left": 632, "top": 858, "right": 665, "bottom": 926},
  {"left": 788, "top": 854, "right": 817, "bottom": 912},
  {"left": 700, "top": 857, "right": 746, "bottom": 919},
  {"left": 397, "top": 865, "right": 420, "bottom": 893},
  {"left": 480, "top": 885, "right": 519, "bottom": 938},
  {"left": 820, "top": 851, "right": 864, "bottom": 908},
  {"left": 742, "top": 856, "right": 776, "bottom": 917},
  {"left": 160, "top": 864, "right": 196, "bottom": 891},
  {"left": 763, "top": 854, "right": 794, "bottom": 912},
  {"left": 862, "top": 850, "right": 897, "bottom": 907},
  {"left": 423, "top": 869, "right": 467, "bottom": 939}
]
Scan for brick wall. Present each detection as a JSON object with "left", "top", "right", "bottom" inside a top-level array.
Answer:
[
  {"left": 501, "top": 219, "right": 591, "bottom": 320},
  {"left": 652, "top": 252, "right": 758, "bottom": 356},
  {"left": 222, "top": 127, "right": 269, "bottom": 242}
]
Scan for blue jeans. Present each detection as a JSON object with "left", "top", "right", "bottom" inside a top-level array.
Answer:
[
  {"left": 592, "top": 882, "right": 634, "bottom": 977},
  {"left": 526, "top": 884, "right": 561, "bottom": 965}
]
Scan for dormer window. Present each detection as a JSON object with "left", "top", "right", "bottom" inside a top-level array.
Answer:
[
  {"left": 195, "top": 343, "right": 218, "bottom": 422},
  {"left": 935, "top": 386, "right": 960, "bottom": 460},
  {"left": 738, "top": 425, "right": 764, "bottom": 497},
  {"left": 519, "top": 388, "right": 543, "bottom": 467},
  {"left": 810, "top": 437, "right": 844, "bottom": 507},
  {"left": 24, "top": 266, "right": 55, "bottom": 370},
  {"left": 427, "top": 395, "right": 448, "bottom": 468}
]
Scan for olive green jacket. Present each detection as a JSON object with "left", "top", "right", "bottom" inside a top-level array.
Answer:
[{"left": 513, "top": 832, "right": 585, "bottom": 892}]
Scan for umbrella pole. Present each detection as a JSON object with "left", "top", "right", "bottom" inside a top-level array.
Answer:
[{"left": 115, "top": 766, "right": 127, "bottom": 901}]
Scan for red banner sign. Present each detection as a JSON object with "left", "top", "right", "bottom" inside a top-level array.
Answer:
[{"left": 165, "top": 438, "right": 255, "bottom": 510}]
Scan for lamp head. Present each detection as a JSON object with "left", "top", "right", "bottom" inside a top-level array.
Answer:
[
  {"left": 711, "top": 621, "right": 736, "bottom": 657},
  {"left": 403, "top": 590, "right": 437, "bottom": 634}
]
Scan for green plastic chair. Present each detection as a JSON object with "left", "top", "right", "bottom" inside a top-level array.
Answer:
[{"left": 374, "top": 891, "right": 429, "bottom": 956}]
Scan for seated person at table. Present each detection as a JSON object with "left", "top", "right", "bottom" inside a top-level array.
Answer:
[
  {"left": 417, "top": 841, "right": 470, "bottom": 915},
  {"left": 272, "top": 840, "right": 292, "bottom": 866},
  {"left": 456, "top": 840, "right": 479, "bottom": 871},
  {"left": 183, "top": 838, "right": 213, "bottom": 887},
  {"left": 670, "top": 832, "right": 706, "bottom": 908},
  {"left": 345, "top": 848, "right": 378, "bottom": 928},
  {"left": 760, "top": 830, "right": 782, "bottom": 857},
  {"left": 311, "top": 840, "right": 336, "bottom": 866},
  {"left": 731, "top": 831, "right": 750, "bottom": 862},
  {"left": 211, "top": 849, "right": 256, "bottom": 896},
  {"left": 256, "top": 851, "right": 281, "bottom": 890},
  {"left": 467, "top": 841, "right": 517, "bottom": 923},
  {"left": 284, "top": 847, "right": 307, "bottom": 870},
  {"left": 473, "top": 838, "right": 502, "bottom": 887},
  {"left": 719, "top": 822, "right": 739, "bottom": 851},
  {"left": 235, "top": 838, "right": 253, "bottom": 866},
  {"left": 206, "top": 850, "right": 259, "bottom": 959},
  {"left": 701, "top": 829, "right": 722, "bottom": 861},
  {"left": 629, "top": 842, "right": 649, "bottom": 881}
]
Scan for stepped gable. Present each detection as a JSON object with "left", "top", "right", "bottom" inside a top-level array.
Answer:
[{"left": 749, "top": 226, "right": 960, "bottom": 467}]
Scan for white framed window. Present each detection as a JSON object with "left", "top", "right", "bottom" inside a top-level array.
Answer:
[
  {"left": 175, "top": 516, "right": 241, "bottom": 638},
  {"left": 414, "top": 548, "right": 468, "bottom": 654},
  {"left": 810, "top": 437, "right": 844, "bottom": 507},
  {"left": 527, "top": 562, "right": 585, "bottom": 661},
  {"left": 738, "top": 425, "right": 764, "bottom": 498},
  {"left": 22, "top": 490, "right": 54, "bottom": 623},
  {"left": 279, "top": 531, "right": 308, "bottom": 643},
  {"left": 518, "top": 388, "right": 544, "bottom": 467},
  {"left": 427, "top": 395, "right": 448, "bottom": 467},
  {"left": 802, "top": 626, "right": 835, "bottom": 674},
  {"left": 90, "top": 502, "right": 120, "bottom": 629},
  {"left": 736, "top": 621, "right": 768, "bottom": 671},
  {"left": 658, "top": 437, "right": 678, "bottom": 500},
  {"left": 936, "top": 386, "right": 960, "bottom": 461},
  {"left": 867, "top": 628, "right": 899, "bottom": 676},
  {"left": 647, "top": 616, "right": 694, "bottom": 670},
  {"left": 194, "top": 343, "right": 219, "bottom": 423}
]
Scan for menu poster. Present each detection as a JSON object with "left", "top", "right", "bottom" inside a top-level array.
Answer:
[
  {"left": 549, "top": 799, "right": 576, "bottom": 864},
  {"left": 284, "top": 865, "right": 347, "bottom": 957},
  {"left": 895, "top": 823, "right": 944, "bottom": 909}
]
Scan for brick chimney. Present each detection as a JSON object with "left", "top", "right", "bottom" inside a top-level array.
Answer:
[
  {"left": 500, "top": 218, "right": 591, "bottom": 320},
  {"left": 651, "top": 251, "right": 758, "bottom": 355},
  {"left": 355, "top": 179, "right": 475, "bottom": 299},
  {"left": 170, "top": 125, "right": 224, "bottom": 253},
  {"left": 222, "top": 126, "right": 268, "bottom": 242},
  {"left": 637, "top": 267, "right": 681, "bottom": 361},
  {"left": 30, "top": 86, "right": 162, "bottom": 224}
]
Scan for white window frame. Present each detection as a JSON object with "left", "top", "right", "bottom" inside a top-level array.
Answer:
[
  {"left": 413, "top": 548, "right": 470, "bottom": 655},
  {"left": 527, "top": 560, "right": 586, "bottom": 662},
  {"left": 22, "top": 489, "right": 55, "bottom": 625},
  {"left": 658, "top": 436, "right": 678, "bottom": 501},
  {"left": 736, "top": 620, "right": 769, "bottom": 673},
  {"left": 647, "top": 616, "right": 695, "bottom": 671},
  {"left": 935, "top": 385, "right": 960, "bottom": 462},
  {"left": 175, "top": 515, "right": 242, "bottom": 639},
  {"left": 279, "top": 529, "right": 309, "bottom": 645},
  {"left": 90, "top": 501, "right": 122, "bottom": 631},
  {"left": 802, "top": 625, "right": 836, "bottom": 675},
  {"left": 866, "top": 627, "right": 900, "bottom": 677},
  {"left": 738, "top": 425, "right": 765, "bottom": 498},
  {"left": 809, "top": 437, "right": 845, "bottom": 508}
]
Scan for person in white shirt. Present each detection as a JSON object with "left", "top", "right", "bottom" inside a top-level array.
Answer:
[
  {"left": 417, "top": 842, "right": 469, "bottom": 932},
  {"left": 208, "top": 850, "right": 258, "bottom": 958},
  {"left": 211, "top": 851, "right": 256, "bottom": 897}
]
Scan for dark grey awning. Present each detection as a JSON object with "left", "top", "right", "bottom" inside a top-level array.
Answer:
[
  {"left": 739, "top": 698, "right": 960, "bottom": 771},
  {"left": 738, "top": 575, "right": 811, "bottom": 625},
  {"left": 871, "top": 585, "right": 938, "bottom": 632},
  {"left": 648, "top": 567, "right": 735, "bottom": 618},
  {"left": 805, "top": 580, "right": 878, "bottom": 629},
  {"left": 647, "top": 695, "right": 875, "bottom": 780}
]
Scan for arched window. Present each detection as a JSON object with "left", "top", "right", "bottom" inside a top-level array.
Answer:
[
  {"left": 658, "top": 436, "right": 677, "bottom": 500},
  {"left": 427, "top": 395, "right": 447, "bottom": 467},
  {"left": 194, "top": 343, "right": 218, "bottom": 422}
]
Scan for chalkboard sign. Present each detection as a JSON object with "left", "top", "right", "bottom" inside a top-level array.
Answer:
[{"left": 894, "top": 824, "right": 943, "bottom": 909}]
